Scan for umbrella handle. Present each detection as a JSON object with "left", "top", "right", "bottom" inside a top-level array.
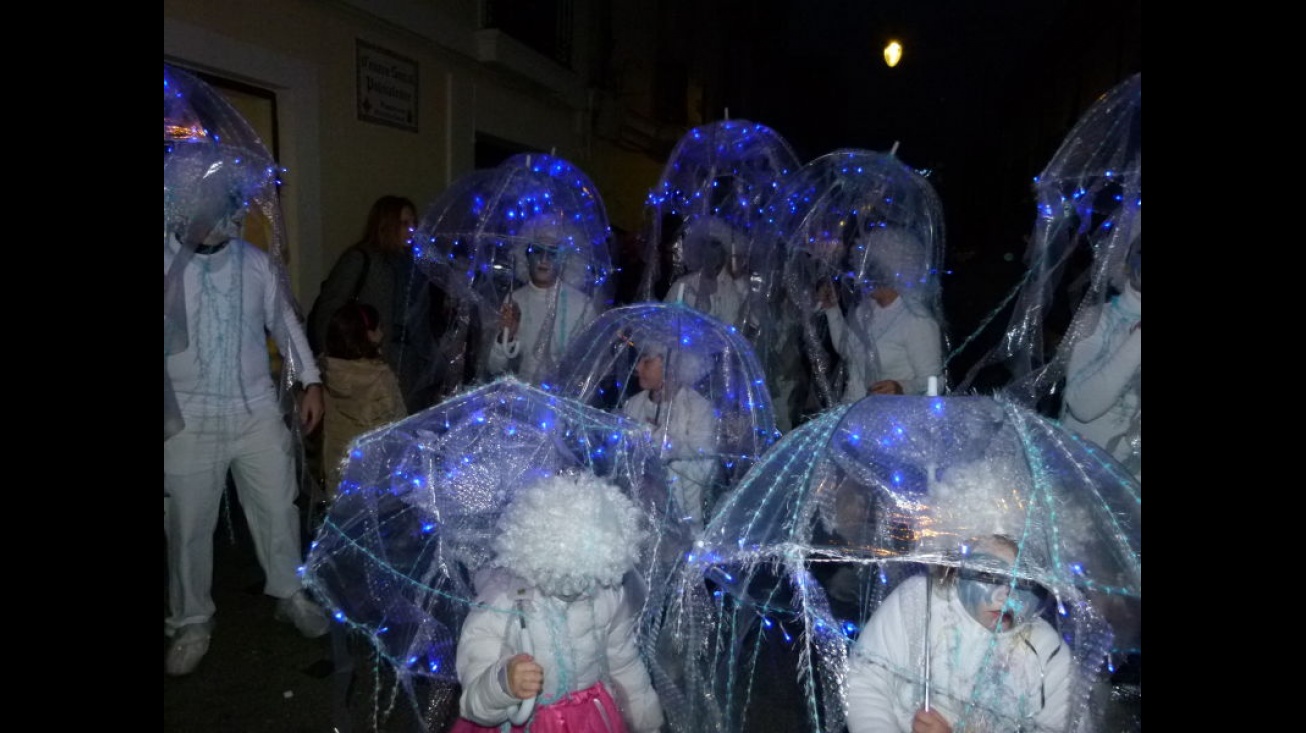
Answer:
[
  {"left": 509, "top": 601, "right": 537, "bottom": 726},
  {"left": 922, "top": 571, "right": 933, "bottom": 712},
  {"left": 501, "top": 290, "right": 514, "bottom": 345}
]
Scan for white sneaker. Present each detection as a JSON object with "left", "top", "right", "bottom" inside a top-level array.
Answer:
[
  {"left": 274, "top": 589, "right": 330, "bottom": 639},
  {"left": 165, "top": 622, "right": 212, "bottom": 676}
]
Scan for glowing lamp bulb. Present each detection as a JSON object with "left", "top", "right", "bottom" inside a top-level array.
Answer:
[{"left": 884, "top": 40, "right": 903, "bottom": 68}]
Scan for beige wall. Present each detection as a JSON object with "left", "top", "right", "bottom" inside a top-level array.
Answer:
[{"left": 164, "top": 0, "right": 629, "bottom": 304}]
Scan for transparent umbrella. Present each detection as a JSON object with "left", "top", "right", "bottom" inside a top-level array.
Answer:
[
  {"left": 648, "top": 393, "right": 1140, "bottom": 733},
  {"left": 303, "top": 378, "right": 689, "bottom": 732},
  {"left": 410, "top": 152, "right": 614, "bottom": 384},
  {"left": 163, "top": 64, "right": 297, "bottom": 442},
  {"left": 767, "top": 148, "right": 947, "bottom": 409},
  {"left": 638, "top": 118, "right": 800, "bottom": 309},
  {"left": 956, "top": 73, "right": 1141, "bottom": 414},
  {"left": 550, "top": 300, "right": 780, "bottom": 535}
]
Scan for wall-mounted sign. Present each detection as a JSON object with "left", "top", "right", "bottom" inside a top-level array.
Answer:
[{"left": 357, "top": 39, "right": 418, "bottom": 132}]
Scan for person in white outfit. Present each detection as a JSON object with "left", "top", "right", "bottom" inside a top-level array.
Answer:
[
  {"left": 1060, "top": 239, "right": 1141, "bottom": 479},
  {"left": 844, "top": 535, "right": 1071, "bottom": 733},
  {"left": 489, "top": 217, "right": 603, "bottom": 385},
  {"left": 621, "top": 345, "right": 719, "bottom": 533},
  {"left": 453, "top": 471, "right": 664, "bottom": 733},
  {"left": 664, "top": 216, "right": 748, "bottom": 328},
  {"left": 815, "top": 227, "right": 943, "bottom": 402},
  {"left": 163, "top": 149, "right": 331, "bottom": 676}
]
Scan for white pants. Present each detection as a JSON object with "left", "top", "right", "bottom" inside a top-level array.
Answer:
[{"left": 164, "top": 404, "right": 304, "bottom": 631}]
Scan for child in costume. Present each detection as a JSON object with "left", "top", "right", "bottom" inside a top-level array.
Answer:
[
  {"left": 453, "top": 471, "right": 665, "bottom": 733},
  {"left": 620, "top": 345, "right": 718, "bottom": 533},
  {"left": 844, "top": 534, "right": 1071, "bottom": 733}
]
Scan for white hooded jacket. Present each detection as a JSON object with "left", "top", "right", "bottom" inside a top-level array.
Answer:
[
  {"left": 456, "top": 568, "right": 665, "bottom": 733},
  {"left": 823, "top": 294, "right": 942, "bottom": 401},
  {"left": 845, "top": 575, "right": 1071, "bottom": 733}
]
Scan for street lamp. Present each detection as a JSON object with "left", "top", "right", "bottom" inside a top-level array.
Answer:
[{"left": 884, "top": 39, "right": 903, "bottom": 68}]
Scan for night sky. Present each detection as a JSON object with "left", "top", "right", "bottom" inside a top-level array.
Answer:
[{"left": 699, "top": 0, "right": 1142, "bottom": 378}]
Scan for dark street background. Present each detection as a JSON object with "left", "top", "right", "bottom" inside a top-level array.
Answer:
[{"left": 164, "top": 494, "right": 340, "bottom": 733}]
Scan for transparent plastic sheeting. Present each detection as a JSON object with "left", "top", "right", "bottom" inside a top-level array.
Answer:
[
  {"left": 163, "top": 63, "right": 302, "bottom": 441},
  {"left": 645, "top": 394, "right": 1140, "bottom": 733},
  {"left": 638, "top": 119, "right": 801, "bottom": 319},
  {"left": 957, "top": 73, "right": 1141, "bottom": 414},
  {"left": 765, "top": 149, "right": 948, "bottom": 409},
  {"left": 409, "top": 153, "right": 614, "bottom": 385},
  {"left": 303, "top": 379, "right": 691, "bottom": 731},
  {"left": 549, "top": 301, "right": 780, "bottom": 531}
]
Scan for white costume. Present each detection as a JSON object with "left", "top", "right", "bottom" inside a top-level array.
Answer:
[
  {"left": 823, "top": 295, "right": 943, "bottom": 401},
  {"left": 456, "top": 568, "right": 664, "bottom": 733},
  {"left": 845, "top": 575, "right": 1071, "bottom": 733},
  {"left": 1060, "top": 283, "right": 1141, "bottom": 478},
  {"left": 621, "top": 387, "right": 718, "bottom": 528},
  {"left": 664, "top": 269, "right": 747, "bottom": 327},
  {"left": 489, "top": 281, "right": 599, "bottom": 385},
  {"left": 163, "top": 235, "right": 320, "bottom": 630},
  {"left": 454, "top": 472, "right": 664, "bottom": 733}
]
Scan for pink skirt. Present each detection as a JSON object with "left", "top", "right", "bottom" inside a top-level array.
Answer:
[{"left": 449, "top": 681, "right": 628, "bottom": 733}]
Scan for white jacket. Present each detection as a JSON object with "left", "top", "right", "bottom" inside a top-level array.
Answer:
[
  {"left": 664, "top": 270, "right": 747, "bottom": 328},
  {"left": 164, "top": 236, "right": 320, "bottom": 416},
  {"left": 456, "top": 568, "right": 664, "bottom": 733},
  {"left": 489, "top": 280, "right": 600, "bottom": 384},
  {"left": 621, "top": 387, "right": 719, "bottom": 527},
  {"left": 845, "top": 575, "right": 1071, "bottom": 733},
  {"left": 1061, "top": 284, "right": 1141, "bottom": 477},
  {"left": 823, "top": 295, "right": 942, "bottom": 401}
]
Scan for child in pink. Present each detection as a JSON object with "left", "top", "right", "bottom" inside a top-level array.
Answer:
[{"left": 452, "top": 471, "right": 665, "bottom": 733}]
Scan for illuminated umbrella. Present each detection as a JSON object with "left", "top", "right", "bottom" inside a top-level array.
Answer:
[
  {"left": 412, "top": 152, "right": 613, "bottom": 313},
  {"left": 647, "top": 393, "right": 1140, "bottom": 733},
  {"left": 550, "top": 301, "right": 780, "bottom": 533},
  {"left": 638, "top": 118, "right": 800, "bottom": 310},
  {"left": 303, "top": 377, "right": 688, "bottom": 732},
  {"left": 163, "top": 64, "right": 291, "bottom": 440},
  {"left": 768, "top": 148, "right": 947, "bottom": 409},
  {"left": 410, "top": 153, "right": 614, "bottom": 384},
  {"left": 956, "top": 73, "right": 1141, "bottom": 407}
]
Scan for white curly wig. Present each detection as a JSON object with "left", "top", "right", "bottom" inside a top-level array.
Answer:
[
  {"left": 641, "top": 342, "right": 712, "bottom": 388},
  {"left": 855, "top": 225, "right": 929, "bottom": 290},
  {"left": 511, "top": 212, "right": 594, "bottom": 284},
  {"left": 491, "top": 471, "right": 649, "bottom": 598},
  {"left": 922, "top": 459, "right": 1032, "bottom": 556}
]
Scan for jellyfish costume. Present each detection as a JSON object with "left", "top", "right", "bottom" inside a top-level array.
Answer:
[
  {"left": 549, "top": 301, "right": 780, "bottom": 536},
  {"left": 637, "top": 119, "right": 800, "bottom": 328},
  {"left": 164, "top": 63, "right": 302, "bottom": 441},
  {"left": 303, "top": 378, "right": 692, "bottom": 732},
  {"left": 646, "top": 393, "right": 1140, "bottom": 733},
  {"left": 410, "top": 153, "right": 614, "bottom": 389},
  {"left": 956, "top": 74, "right": 1141, "bottom": 480},
  {"left": 767, "top": 149, "right": 948, "bottom": 415},
  {"left": 164, "top": 64, "right": 326, "bottom": 651}
]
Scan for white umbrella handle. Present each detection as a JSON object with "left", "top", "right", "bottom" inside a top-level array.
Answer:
[
  {"left": 509, "top": 603, "right": 536, "bottom": 726},
  {"left": 501, "top": 291, "right": 514, "bottom": 346},
  {"left": 922, "top": 572, "right": 933, "bottom": 711}
]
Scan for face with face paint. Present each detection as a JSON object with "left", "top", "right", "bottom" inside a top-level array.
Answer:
[
  {"left": 955, "top": 536, "right": 1045, "bottom": 632},
  {"left": 526, "top": 243, "right": 561, "bottom": 287}
]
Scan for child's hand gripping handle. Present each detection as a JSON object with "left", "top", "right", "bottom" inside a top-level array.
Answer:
[{"left": 508, "top": 599, "right": 536, "bottom": 726}]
